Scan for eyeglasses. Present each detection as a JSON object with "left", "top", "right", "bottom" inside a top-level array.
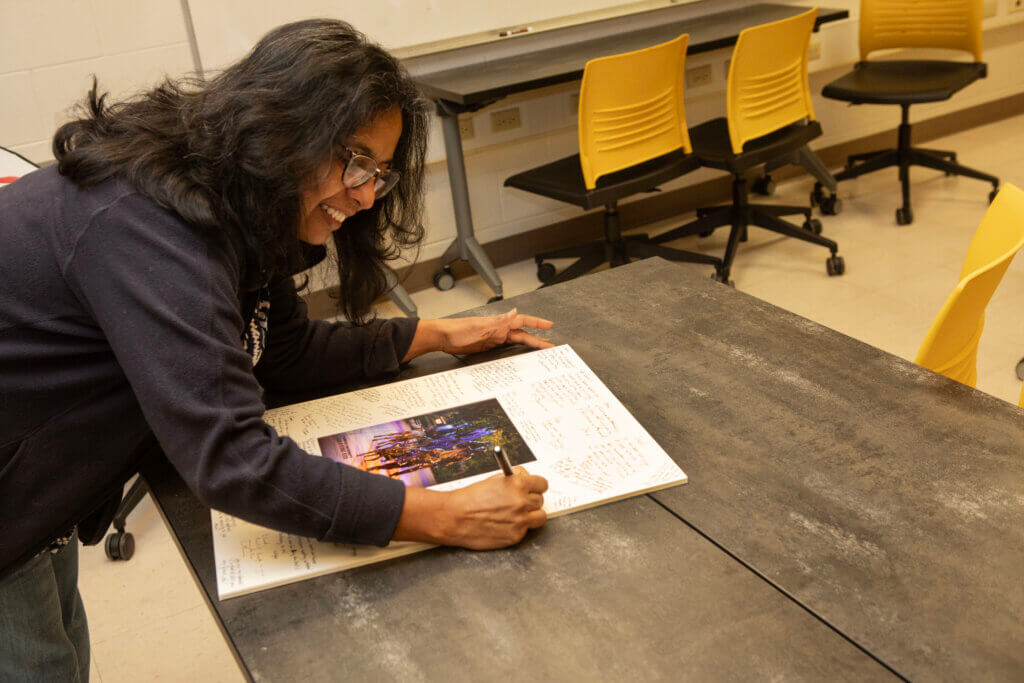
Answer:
[{"left": 340, "top": 146, "right": 400, "bottom": 198}]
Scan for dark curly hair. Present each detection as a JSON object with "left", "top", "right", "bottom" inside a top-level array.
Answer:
[{"left": 52, "top": 18, "right": 429, "bottom": 323}]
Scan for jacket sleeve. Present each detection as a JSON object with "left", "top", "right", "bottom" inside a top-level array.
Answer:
[
  {"left": 61, "top": 192, "right": 405, "bottom": 546},
  {"left": 253, "top": 275, "right": 419, "bottom": 393}
]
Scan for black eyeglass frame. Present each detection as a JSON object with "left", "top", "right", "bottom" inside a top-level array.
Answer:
[{"left": 339, "top": 146, "right": 400, "bottom": 198}]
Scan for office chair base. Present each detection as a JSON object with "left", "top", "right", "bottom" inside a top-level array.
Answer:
[
  {"left": 535, "top": 204, "right": 723, "bottom": 286},
  {"left": 652, "top": 177, "right": 842, "bottom": 283},
  {"left": 834, "top": 106, "right": 1000, "bottom": 225}
]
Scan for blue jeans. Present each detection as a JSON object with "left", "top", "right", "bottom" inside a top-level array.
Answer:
[{"left": 0, "top": 532, "right": 90, "bottom": 682}]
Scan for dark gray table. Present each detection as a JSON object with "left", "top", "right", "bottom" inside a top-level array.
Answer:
[
  {"left": 145, "top": 449, "right": 892, "bottom": 680},
  {"left": 143, "top": 257, "right": 919, "bottom": 681},
  {"left": 487, "top": 257, "right": 1022, "bottom": 681},
  {"left": 401, "top": 1, "right": 849, "bottom": 299},
  {"left": 145, "top": 257, "right": 1024, "bottom": 680}
]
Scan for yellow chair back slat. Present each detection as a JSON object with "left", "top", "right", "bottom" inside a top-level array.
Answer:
[
  {"left": 726, "top": 7, "right": 817, "bottom": 155},
  {"left": 915, "top": 184, "right": 1024, "bottom": 388},
  {"left": 578, "top": 34, "right": 690, "bottom": 190},
  {"left": 860, "top": 0, "right": 983, "bottom": 61}
]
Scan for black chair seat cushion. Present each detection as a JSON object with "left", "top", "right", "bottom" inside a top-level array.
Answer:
[
  {"left": 689, "top": 118, "right": 822, "bottom": 175},
  {"left": 822, "top": 60, "right": 987, "bottom": 105},
  {"left": 504, "top": 149, "right": 699, "bottom": 211}
]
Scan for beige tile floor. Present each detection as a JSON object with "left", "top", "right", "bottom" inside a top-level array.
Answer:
[{"left": 78, "top": 113, "right": 1024, "bottom": 682}]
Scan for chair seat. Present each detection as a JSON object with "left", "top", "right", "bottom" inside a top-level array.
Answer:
[
  {"left": 504, "top": 149, "right": 700, "bottom": 211},
  {"left": 689, "top": 118, "right": 822, "bottom": 175},
  {"left": 822, "top": 60, "right": 987, "bottom": 105}
]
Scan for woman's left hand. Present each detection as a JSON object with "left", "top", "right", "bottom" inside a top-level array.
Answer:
[{"left": 404, "top": 309, "right": 554, "bottom": 361}]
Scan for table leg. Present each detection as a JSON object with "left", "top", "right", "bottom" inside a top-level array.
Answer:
[
  {"left": 438, "top": 107, "right": 503, "bottom": 298},
  {"left": 384, "top": 266, "right": 418, "bottom": 317}
]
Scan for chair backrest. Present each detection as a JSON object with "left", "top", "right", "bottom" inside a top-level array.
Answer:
[
  {"left": 915, "top": 183, "right": 1024, "bottom": 388},
  {"left": 859, "top": 0, "right": 983, "bottom": 62},
  {"left": 726, "top": 7, "right": 817, "bottom": 155},
  {"left": 578, "top": 34, "right": 691, "bottom": 190}
]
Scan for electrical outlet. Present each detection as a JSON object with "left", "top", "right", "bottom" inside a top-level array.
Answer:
[
  {"left": 685, "top": 64, "right": 713, "bottom": 89},
  {"left": 1010, "top": 0, "right": 1024, "bottom": 13},
  {"left": 490, "top": 107, "right": 522, "bottom": 133},
  {"left": 459, "top": 116, "right": 475, "bottom": 140},
  {"left": 808, "top": 39, "right": 822, "bottom": 61}
]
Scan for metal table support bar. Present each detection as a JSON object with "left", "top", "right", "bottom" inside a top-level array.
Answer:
[{"left": 437, "top": 103, "right": 503, "bottom": 298}]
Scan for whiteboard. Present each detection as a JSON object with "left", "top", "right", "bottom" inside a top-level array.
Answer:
[{"left": 187, "top": 0, "right": 705, "bottom": 72}]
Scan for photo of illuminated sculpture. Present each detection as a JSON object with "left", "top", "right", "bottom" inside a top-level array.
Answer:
[{"left": 317, "top": 399, "right": 535, "bottom": 487}]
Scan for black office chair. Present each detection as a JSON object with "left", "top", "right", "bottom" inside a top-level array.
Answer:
[
  {"left": 505, "top": 34, "right": 723, "bottom": 286},
  {"left": 651, "top": 8, "right": 844, "bottom": 284},
  {"left": 821, "top": 0, "right": 999, "bottom": 225}
]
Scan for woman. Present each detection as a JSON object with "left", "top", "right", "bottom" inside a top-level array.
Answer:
[{"left": 0, "top": 19, "right": 550, "bottom": 680}]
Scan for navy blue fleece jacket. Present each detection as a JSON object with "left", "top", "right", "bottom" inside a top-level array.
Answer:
[{"left": 0, "top": 166, "right": 417, "bottom": 575}]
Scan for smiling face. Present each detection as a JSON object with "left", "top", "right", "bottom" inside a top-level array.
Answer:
[{"left": 297, "top": 106, "right": 403, "bottom": 245}]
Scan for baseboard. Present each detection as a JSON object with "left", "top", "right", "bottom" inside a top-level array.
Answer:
[{"left": 304, "top": 90, "right": 1024, "bottom": 320}]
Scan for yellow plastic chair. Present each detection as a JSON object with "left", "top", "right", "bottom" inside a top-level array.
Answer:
[
  {"left": 915, "top": 183, "right": 1024, "bottom": 405},
  {"left": 651, "top": 7, "right": 843, "bottom": 283},
  {"left": 822, "top": 0, "right": 999, "bottom": 225},
  {"left": 505, "top": 34, "right": 722, "bottom": 286}
]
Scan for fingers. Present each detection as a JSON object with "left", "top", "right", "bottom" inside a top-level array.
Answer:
[
  {"left": 511, "top": 468, "right": 549, "bottom": 494},
  {"left": 507, "top": 330, "right": 555, "bottom": 349},
  {"left": 511, "top": 313, "right": 554, "bottom": 331}
]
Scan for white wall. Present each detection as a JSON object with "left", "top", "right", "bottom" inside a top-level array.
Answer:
[
  {"left": 2, "top": 0, "right": 1022, "bottom": 266},
  {"left": 0, "top": 0, "right": 195, "bottom": 161}
]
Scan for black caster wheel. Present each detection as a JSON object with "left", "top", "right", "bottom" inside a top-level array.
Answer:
[
  {"left": 105, "top": 531, "right": 135, "bottom": 561},
  {"left": 819, "top": 194, "right": 842, "bottom": 215},
  {"left": 752, "top": 174, "right": 776, "bottom": 196},
  {"left": 487, "top": 295, "right": 504, "bottom": 304},
  {"left": 698, "top": 229, "right": 715, "bottom": 238},
  {"left": 896, "top": 207, "right": 913, "bottom": 225},
  {"left": 432, "top": 267, "right": 455, "bottom": 291},
  {"left": 711, "top": 272, "right": 735, "bottom": 287},
  {"left": 803, "top": 218, "right": 823, "bottom": 235},
  {"left": 536, "top": 261, "right": 556, "bottom": 284},
  {"left": 990, "top": 189, "right": 999, "bottom": 204},
  {"left": 1016, "top": 357, "right": 1024, "bottom": 381},
  {"left": 826, "top": 255, "right": 845, "bottom": 276}
]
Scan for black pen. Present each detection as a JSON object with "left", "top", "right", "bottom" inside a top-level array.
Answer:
[{"left": 493, "top": 445, "right": 513, "bottom": 476}]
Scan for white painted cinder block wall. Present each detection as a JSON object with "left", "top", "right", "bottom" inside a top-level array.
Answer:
[{"left": 3, "top": 1, "right": 1022, "bottom": 266}]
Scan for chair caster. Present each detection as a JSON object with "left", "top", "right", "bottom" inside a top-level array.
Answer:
[
  {"left": 536, "top": 261, "right": 557, "bottom": 284},
  {"left": 698, "top": 229, "right": 715, "bottom": 237},
  {"left": 896, "top": 207, "right": 913, "bottom": 225},
  {"left": 487, "top": 295, "right": 504, "bottom": 304},
  {"left": 803, "top": 218, "right": 823, "bottom": 235},
  {"left": 820, "top": 195, "right": 842, "bottom": 215},
  {"left": 752, "top": 174, "right": 776, "bottom": 196},
  {"left": 432, "top": 267, "right": 455, "bottom": 291},
  {"left": 826, "top": 255, "right": 845, "bottom": 276},
  {"left": 711, "top": 272, "right": 735, "bottom": 287},
  {"left": 105, "top": 530, "right": 135, "bottom": 561},
  {"left": 811, "top": 185, "right": 842, "bottom": 215}
]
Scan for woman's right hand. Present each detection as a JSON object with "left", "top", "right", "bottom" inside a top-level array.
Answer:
[{"left": 393, "top": 468, "right": 548, "bottom": 549}]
